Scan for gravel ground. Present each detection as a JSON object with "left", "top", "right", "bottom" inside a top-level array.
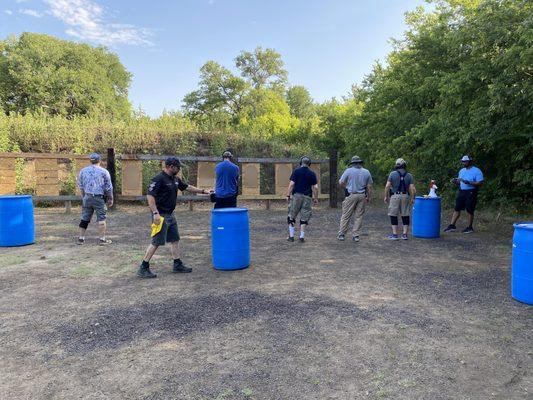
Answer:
[{"left": 0, "top": 202, "right": 531, "bottom": 400}]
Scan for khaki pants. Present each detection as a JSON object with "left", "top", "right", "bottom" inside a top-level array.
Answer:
[{"left": 339, "top": 193, "right": 367, "bottom": 237}]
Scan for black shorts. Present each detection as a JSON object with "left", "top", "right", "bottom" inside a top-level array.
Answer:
[
  {"left": 455, "top": 190, "right": 478, "bottom": 214},
  {"left": 214, "top": 195, "right": 237, "bottom": 209},
  {"left": 151, "top": 213, "right": 180, "bottom": 246}
]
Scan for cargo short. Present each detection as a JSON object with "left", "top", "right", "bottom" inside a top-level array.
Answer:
[
  {"left": 388, "top": 194, "right": 411, "bottom": 217},
  {"left": 151, "top": 213, "right": 180, "bottom": 246},
  {"left": 81, "top": 194, "right": 107, "bottom": 222},
  {"left": 455, "top": 189, "right": 478, "bottom": 214},
  {"left": 288, "top": 193, "right": 313, "bottom": 222}
]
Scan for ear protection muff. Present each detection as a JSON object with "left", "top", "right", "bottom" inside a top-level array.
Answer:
[
  {"left": 300, "top": 156, "right": 311, "bottom": 166},
  {"left": 222, "top": 150, "right": 233, "bottom": 160}
]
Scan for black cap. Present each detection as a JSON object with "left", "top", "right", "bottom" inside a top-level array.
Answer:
[
  {"left": 165, "top": 157, "right": 181, "bottom": 168},
  {"left": 222, "top": 150, "right": 233, "bottom": 159}
]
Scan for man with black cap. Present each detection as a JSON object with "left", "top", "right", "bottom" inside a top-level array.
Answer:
[
  {"left": 337, "top": 156, "right": 373, "bottom": 242},
  {"left": 286, "top": 156, "right": 318, "bottom": 242},
  {"left": 213, "top": 150, "right": 239, "bottom": 209},
  {"left": 76, "top": 152, "right": 113, "bottom": 245},
  {"left": 444, "top": 155, "right": 484, "bottom": 234},
  {"left": 137, "top": 157, "right": 211, "bottom": 278}
]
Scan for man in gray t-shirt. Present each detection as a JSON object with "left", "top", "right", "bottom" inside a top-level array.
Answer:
[
  {"left": 384, "top": 158, "right": 416, "bottom": 240},
  {"left": 337, "top": 156, "right": 373, "bottom": 242}
]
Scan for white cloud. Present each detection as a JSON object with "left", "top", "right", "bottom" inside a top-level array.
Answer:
[
  {"left": 19, "top": 8, "right": 43, "bottom": 18},
  {"left": 16, "top": 0, "right": 30, "bottom": 3},
  {"left": 4, "top": 10, "right": 13, "bottom": 15},
  {"left": 43, "top": 0, "right": 153, "bottom": 46}
]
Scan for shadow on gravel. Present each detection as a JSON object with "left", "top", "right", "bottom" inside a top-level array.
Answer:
[{"left": 44, "top": 290, "right": 450, "bottom": 355}]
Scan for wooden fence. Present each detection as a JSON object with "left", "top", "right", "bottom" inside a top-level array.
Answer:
[{"left": 0, "top": 151, "right": 333, "bottom": 209}]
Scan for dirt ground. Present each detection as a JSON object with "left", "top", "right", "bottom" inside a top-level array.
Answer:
[{"left": 0, "top": 201, "right": 531, "bottom": 400}]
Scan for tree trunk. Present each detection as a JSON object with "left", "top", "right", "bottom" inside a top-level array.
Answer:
[
  {"left": 329, "top": 148, "right": 338, "bottom": 208},
  {"left": 107, "top": 148, "right": 117, "bottom": 209}
]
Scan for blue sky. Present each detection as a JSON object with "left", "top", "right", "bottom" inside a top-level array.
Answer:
[{"left": 1, "top": 0, "right": 429, "bottom": 117}]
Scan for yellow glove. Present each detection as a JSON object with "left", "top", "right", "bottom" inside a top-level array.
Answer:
[{"left": 150, "top": 216, "right": 165, "bottom": 237}]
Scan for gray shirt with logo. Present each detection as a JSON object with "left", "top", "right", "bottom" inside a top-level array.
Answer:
[{"left": 339, "top": 166, "right": 373, "bottom": 194}]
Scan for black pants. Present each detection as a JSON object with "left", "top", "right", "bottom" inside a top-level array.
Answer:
[{"left": 214, "top": 195, "right": 237, "bottom": 209}]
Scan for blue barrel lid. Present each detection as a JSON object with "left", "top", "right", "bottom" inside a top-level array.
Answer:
[
  {"left": 513, "top": 222, "right": 533, "bottom": 231},
  {"left": 211, "top": 207, "right": 248, "bottom": 213},
  {"left": 0, "top": 195, "right": 32, "bottom": 200},
  {"left": 415, "top": 196, "right": 441, "bottom": 200}
]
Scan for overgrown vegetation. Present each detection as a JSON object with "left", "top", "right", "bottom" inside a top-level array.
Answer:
[{"left": 0, "top": 0, "right": 531, "bottom": 209}]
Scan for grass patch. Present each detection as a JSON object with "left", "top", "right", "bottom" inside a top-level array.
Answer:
[{"left": 1, "top": 254, "right": 29, "bottom": 267}]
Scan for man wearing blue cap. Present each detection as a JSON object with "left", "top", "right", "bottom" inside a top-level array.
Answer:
[
  {"left": 444, "top": 155, "right": 484, "bottom": 234},
  {"left": 77, "top": 153, "right": 114, "bottom": 245},
  {"left": 137, "top": 157, "right": 212, "bottom": 278}
]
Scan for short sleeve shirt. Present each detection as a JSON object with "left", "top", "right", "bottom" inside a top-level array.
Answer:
[
  {"left": 458, "top": 166, "right": 483, "bottom": 190},
  {"left": 339, "top": 167, "right": 373, "bottom": 194},
  {"left": 215, "top": 160, "right": 239, "bottom": 198},
  {"left": 147, "top": 171, "right": 188, "bottom": 214},
  {"left": 290, "top": 166, "right": 317, "bottom": 197},
  {"left": 388, "top": 169, "right": 414, "bottom": 193}
]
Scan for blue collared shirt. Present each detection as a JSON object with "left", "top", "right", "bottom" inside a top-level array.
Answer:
[
  {"left": 77, "top": 165, "right": 113, "bottom": 197},
  {"left": 458, "top": 166, "right": 483, "bottom": 190}
]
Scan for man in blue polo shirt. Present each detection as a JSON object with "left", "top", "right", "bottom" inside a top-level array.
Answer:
[
  {"left": 444, "top": 155, "right": 484, "bottom": 234},
  {"left": 214, "top": 151, "right": 239, "bottom": 208}
]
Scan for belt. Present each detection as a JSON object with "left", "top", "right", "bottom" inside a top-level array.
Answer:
[
  {"left": 85, "top": 193, "right": 104, "bottom": 197},
  {"left": 349, "top": 192, "right": 366, "bottom": 194}
]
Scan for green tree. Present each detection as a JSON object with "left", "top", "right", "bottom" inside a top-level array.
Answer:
[
  {"left": 343, "top": 0, "right": 532, "bottom": 207},
  {"left": 286, "top": 85, "right": 315, "bottom": 118},
  {"left": 0, "top": 33, "right": 132, "bottom": 119},
  {"left": 235, "top": 47, "right": 288, "bottom": 90}
]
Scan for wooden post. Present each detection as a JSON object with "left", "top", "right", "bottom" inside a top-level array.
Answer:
[
  {"left": 329, "top": 149, "right": 338, "bottom": 208},
  {"left": 107, "top": 148, "right": 116, "bottom": 209},
  {"left": 65, "top": 201, "right": 72, "bottom": 214},
  {"left": 266, "top": 199, "right": 271, "bottom": 210},
  {"left": 189, "top": 200, "right": 194, "bottom": 211}
]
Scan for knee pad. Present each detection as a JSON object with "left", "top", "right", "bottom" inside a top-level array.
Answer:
[
  {"left": 287, "top": 216, "right": 296, "bottom": 226},
  {"left": 79, "top": 220, "right": 90, "bottom": 229},
  {"left": 389, "top": 216, "right": 398, "bottom": 226},
  {"left": 300, "top": 220, "right": 308, "bottom": 226},
  {"left": 401, "top": 216, "right": 410, "bottom": 226}
]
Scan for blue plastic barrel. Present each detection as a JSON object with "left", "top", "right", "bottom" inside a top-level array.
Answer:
[
  {"left": 0, "top": 195, "right": 35, "bottom": 247},
  {"left": 412, "top": 196, "right": 441, "bottom": 239},
  {"left": 211, "top": 207, "right": 250, "bottom": 270},
  {"left": 512, "top": 222, "right": 533, "bottom": 305}
]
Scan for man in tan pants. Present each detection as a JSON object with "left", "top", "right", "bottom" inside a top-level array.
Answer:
[{"left": 337, "top": 156, "right": 373, "bottom": 242}]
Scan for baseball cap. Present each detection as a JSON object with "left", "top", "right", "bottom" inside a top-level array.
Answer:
[
  {"left": 89, "top": 152, "right": 101, "bottom": 161},
  {"left": 395, "top": 158, "right": 406, "bottom": 167},
  {"left": 222, "top": 150, "right": 233, "bottom": 159},
  {"left": 165, "top": 157, "right": 181, "bottom": 167},
  {"left": 461, "top": 155, "right": 472, "bottom": 162}
]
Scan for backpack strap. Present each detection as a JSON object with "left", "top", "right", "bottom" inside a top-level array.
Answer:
[{"left": 396, "top": 171, "right": 408, "bottom": 194}]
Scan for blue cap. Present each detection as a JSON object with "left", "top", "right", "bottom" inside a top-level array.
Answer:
[{"left": 89, "top": 152, "right": 101, "bottom": 161}]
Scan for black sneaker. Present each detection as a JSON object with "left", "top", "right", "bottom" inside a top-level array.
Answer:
[
  {"left": 444, "top": 224, "right": 456, "bottom": 233},
  {"left": 137, "top": 263, "right": 157, "bottom": 278},
  {"left": 462, "top": 227, "right": 474, "bottom": 234},
  {"left": 77, "top": 237, "right": 85, "bottom": 245},
  {"left": 298, "top": 237, "right": 305, "bottom": 243},
  {"left": 337, "top": 234, "right": 345, "bottom": 241},
  {"left": 352, "top": 236, "right": 360, "bottom": 242},
  {"left": 172, "top": 260, "right": 192, "bottom": 273},
  {"left": 287, "top": 236, "right": 295, "bottom": 242},
  {"left": 98, "top": 238, "right": 112, "bottom": 245}
]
